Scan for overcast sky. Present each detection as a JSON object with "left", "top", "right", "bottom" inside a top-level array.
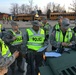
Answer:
[{"left": 0, "top": 0, "right": 73, "bottom": 13}]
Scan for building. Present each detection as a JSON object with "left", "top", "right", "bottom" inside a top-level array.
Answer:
[{"left": 0, "top": 12, "right": 10, "bottom": 20}]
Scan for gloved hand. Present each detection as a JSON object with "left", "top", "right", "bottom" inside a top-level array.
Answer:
[{"left": 69, "top": 44, "right": 76, "bottom": 50}]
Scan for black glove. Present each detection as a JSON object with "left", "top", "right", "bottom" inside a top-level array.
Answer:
[
  {"left": 69, "top": 44, "right": 76, "bottom": 50},
  {"left": 56, "top": 47, "right": 64, "bottom": 54}
]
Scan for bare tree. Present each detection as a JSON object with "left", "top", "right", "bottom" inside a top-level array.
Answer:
[
  {"left": 15, "top": 4, "right": 19, "bottom": 14},
  {"left": 43, "top": 2, "right": 66, "bottom": 14},
  {"left": 20, "top": 4, "right": 26, "bottom": 14},
  {"left": 55, "top": 4, "right": 66, "bottom": 12},
  {"left": 18, "top": 7, "right": 22, "bottom": 14},
  {"left": 43, "top": 2, "right": 51, "bottom": 14},
  {"left": 34, "top": 5, "right": 38, "bottom": 11},
  {"left": 52, "top": 2, "right": 56, "bottom": 12},
  {"left": 29, "top": 0, "right": 33, "bottom": 13},
  {"left": 56, "top": 4, "right": 60, "bottom": 11},
  {"left": 10, "top": 3, "right": 19, "bottom": 15},
  {"left": 47, "top": 2, "right": 51, "bottom": 10},
  {"left": 25, "top": 5, "right": 30, "bottom": 14},
  {"left": 69, "top": 0, "right": 76, "bottom": 12},
  {"left": 10, "top": 4, "right": 16, "bottom": 15},
  {"left": 10, "top": 0, "right": 40, "bottom": 14}
]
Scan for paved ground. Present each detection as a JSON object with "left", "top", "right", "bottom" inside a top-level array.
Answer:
[
  {"left": 0, "top": 20, "right": 75, "bottom": 75},
  {"left": 0, "top": 20, "right": 75, "bottom": 28}
]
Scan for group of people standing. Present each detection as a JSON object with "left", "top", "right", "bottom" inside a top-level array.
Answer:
[
  {"left": 0, "top": 16, "right": 76, "bottom": 75},
  {"left": 0, "top": 18, "right": 51, "bottom": 75}
]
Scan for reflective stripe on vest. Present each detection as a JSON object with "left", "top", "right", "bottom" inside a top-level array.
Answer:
[
  {"left": 43, "top": 23, "right": 50, "bottom": 35},
  {"left": 0, "top": 38, "right": 11, "bottom": 58},
  {"left": 9, "top": 30, "right": 23, "bottom": 46},
  {"left": 0, "top": 24, "right": 2, "bottom": 32},
  {"left": 26, "top": 28, "right": 45, "bottom": 51},
  {"left": 41, "top": 22, "right": 50, "bottom": 35},
  {"left": 55, "top": 28, "right": 73, "bottom": 43},
  {"left": 55, "top": 24, "right": 60, "bottom": 30}
]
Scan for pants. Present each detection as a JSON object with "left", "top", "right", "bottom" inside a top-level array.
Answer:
[
  {"left": 10, "top": 52, "right": 23, "bottom": 71},
  {"left": 26, "top": 50, "right": 43, "bottom": 75},
  {"left": 52, "top": 46, "right": 56, "bottom": 51},
  {"left": 9, "top": 45, "right": 23, "bottom": 72}
]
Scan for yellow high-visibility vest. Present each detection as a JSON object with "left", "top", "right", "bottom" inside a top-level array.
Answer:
[
  {"left": 26, "top": 28, "right": 45, "bottom": 51},
  {"left": 9, "top": 30, "right": 23, "bottom": 46},
  {"left": 55, "top": 23, "right": 60, "bottom": 30},
  {"left": 55, "top": 28, "right": 73, "bottom": 43},
  {"left": 0, "top": 38, "right": 11, "bottom": 58}
]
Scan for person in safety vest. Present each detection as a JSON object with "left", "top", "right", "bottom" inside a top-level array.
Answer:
[
  {"left": 51, "top": 16, "right": 63, "bottom": 50},
  {"left": 40, "top": 17, "right": 51, "bottom": 40},
  {"left": 73, "top": 27, "right": 76, "bottom": 37},
  {"left": 72, "top": 19, "right": 76, "bottom": 42},
  {"left": 50, "top": 18, "right": 75, "bottom": 50},
  {"left": 0, "top": 33, "right": 19, "bottom": 75},
  {"left": 72, "top": 19, "right": 76, "bottom": 35},
  {"left": 0, "top": 51, "right": 19, "bottom": 75},
  {"left": 23, "top": 20, "right": 47, "bottom": 75},
  {"left": 52, "top": 16, "right": 63, "bottom": 31},
  {"left": 0, "top": 23, "right": 6, "bottom": 38},
  {"left": 2, "top": 21, "right": 25, "bottom": 75}
]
